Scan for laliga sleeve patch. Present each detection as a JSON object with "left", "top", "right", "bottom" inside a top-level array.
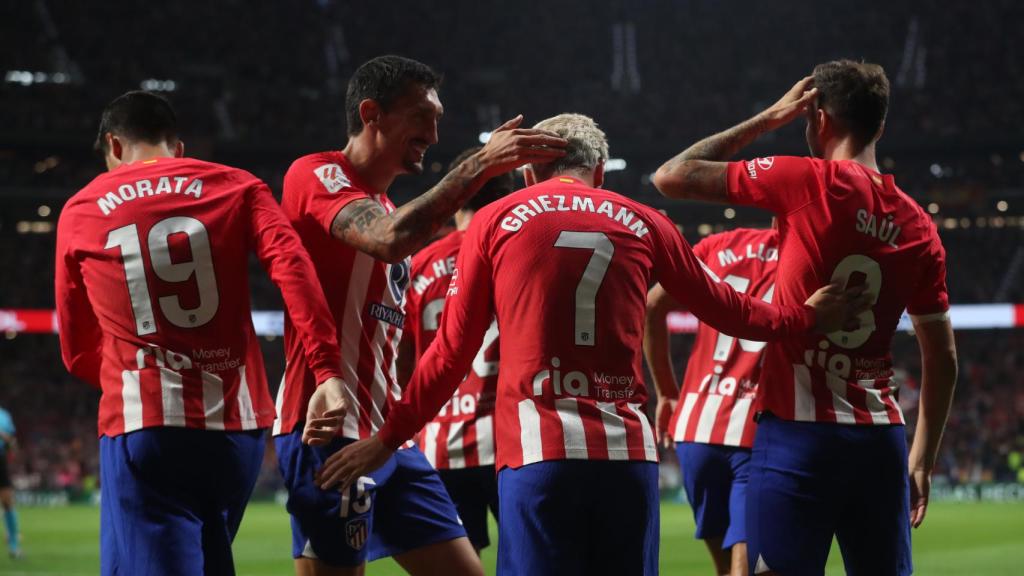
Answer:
[
  {"left": 756, "top": 157, "right": 775, "bottom": 171},
  {"left": 313, "top": 163, "right": 352, "bottom": 194}
]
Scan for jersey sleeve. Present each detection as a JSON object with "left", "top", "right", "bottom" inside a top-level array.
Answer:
[
  {"left": 726, "top": 156, "right": 821, "bottom": 214},
  {"left": 288, "top": 159, "right": 371, "bottom": 235},
  {"left": 906, "top": 223, "right": 950, "bottom": 323},
  {"left": 650, "top": 211, "right": 815, "bottom": 340},
  {"left": 377, "top": 220, "right": 495, "bottom": 450},
  {"left": 247, "top": 180, "right": 343, "bottom": 384},
  {"left": 54, "top": 208, "right": 104, "bottom": 388}
]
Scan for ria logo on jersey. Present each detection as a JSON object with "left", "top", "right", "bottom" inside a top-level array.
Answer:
[{"left": 531, "top": 357, "right": 638, "bottom": 401}]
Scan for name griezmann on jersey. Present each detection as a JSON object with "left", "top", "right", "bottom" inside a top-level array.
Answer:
[{"left": 499, "top": 193, "right": 650, "bottom": 237}]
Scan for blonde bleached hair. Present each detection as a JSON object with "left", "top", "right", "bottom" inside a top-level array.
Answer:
[{"left": 529, "top": 113, "right": 609, "bottom": 180}]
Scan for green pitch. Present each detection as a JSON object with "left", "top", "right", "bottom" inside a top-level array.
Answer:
[{"left": 4, "top": 500, "right": 1023, "bottom": 575}]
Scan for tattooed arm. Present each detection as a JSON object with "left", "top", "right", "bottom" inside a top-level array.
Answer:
[
  {"left": 331, "top": 115, "right": 566, "bottom": 262},
  {"left": 653, "top": 76, "right": 818, "bottom": 202}
]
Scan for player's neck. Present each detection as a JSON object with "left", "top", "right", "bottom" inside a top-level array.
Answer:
[
  {"left": 119, "top": 143, "right": 177, "bottom": 166},
  {"left": 547, "top": 171, "right": 597, "bottom": 187},
  {"left": 341, "top": 139, "right": 395, "bottom": 195},
  {"left": 822, "top": 138, "right": 880, "bottom": 173}
]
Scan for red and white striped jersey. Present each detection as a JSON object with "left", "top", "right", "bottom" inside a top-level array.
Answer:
[
  {"left": 726, "top": 157, "right": 950, "bottom": 425},
  {"left": 377, "top": 176, "right": 816, "bottom": 470},
  {"left": 670, "top": 228, "right": 778, "bottom": 449},
  {"left": 406, "top": 231, "right": 499, "bottom": 469},
  {"left": 55, "top": 157, "right": 342, "bottom": 437},
  {"left": 274, "top": 151, "right": 410, "bottom": 439}
]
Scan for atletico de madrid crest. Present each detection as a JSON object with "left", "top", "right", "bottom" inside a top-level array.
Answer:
[{"left": 346, "top": 518, "right": 368, "bottom": 551}]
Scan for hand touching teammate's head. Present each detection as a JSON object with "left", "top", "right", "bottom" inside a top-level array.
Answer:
[
  {"left": 345, "top": 55, "right": 444, "bottom": 175},
  {"left": 94, "top": 91, "right": 183, "bottom": 171},
  {"left": 524, "top": 113, "right": 609, "bottom": 187},
  {"left": 806, "top": 60, "right": 890, "bottom": 157}
]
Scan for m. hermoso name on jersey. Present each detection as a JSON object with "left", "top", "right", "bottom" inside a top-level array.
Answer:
[{"left": 499, "top": 194, "right": 650, "bottom": 238}]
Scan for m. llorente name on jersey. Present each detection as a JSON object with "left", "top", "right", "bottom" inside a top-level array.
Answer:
[
  {"left": 96, "top": 175, "right": 204, "bottom": 216},
  {"left": 498, "top": 194, "right": 650, "bottom": 238}
]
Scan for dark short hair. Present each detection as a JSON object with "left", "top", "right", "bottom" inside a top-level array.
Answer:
[
  {"left": 94, "top": 91, "right": 178, "bottom": 154},
  {"left": 812, "top": 60, "right": 890, "bottom": 146},
  {"left": 345, "top": 55, "right": 442, "bottom": 136},
  {"left": 449, "top": 146, "right": 514, "bottom": 212}
]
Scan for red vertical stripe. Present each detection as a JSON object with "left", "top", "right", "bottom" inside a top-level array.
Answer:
[
  {"left": 182, "top": 371, "right": 206, "bottom": 429},
  {"left": 462, "top": 421, "right": 479, "bottom": 468}
]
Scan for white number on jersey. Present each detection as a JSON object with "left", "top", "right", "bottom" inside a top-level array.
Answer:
[
  {"left": 553, "top": 231, "right": 614, "bottom": 347},
  {"left": 423, "top": 297, "right": 499, "bottom": 378},
  {"left": 826, "top": 254, "right": 882, "bottom": 349},
  {"left": 712, "top": 275, "right": 775, "bottom": 361},
  {"left": 105, "top": 216, "right": 221, "bottom": 336}
]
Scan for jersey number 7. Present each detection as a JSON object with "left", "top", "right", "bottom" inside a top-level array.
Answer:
[{"left": 553, "top": 231, "right": 614, "bottom": 347}]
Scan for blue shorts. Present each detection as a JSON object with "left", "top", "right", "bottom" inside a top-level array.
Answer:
[
  {"left": 99, "top": 427, "right": 265, "bottom": 576},
  {"left": 676, "top": 441, "right": 750, "bottom": 548},
  {"left": 497, "top": 460, "right": 659, "bottom": 576},
  {"left": 275, "top": 431, "right": 466, "bottom": 566},
  {"left": 438, "top": 466, "right": 498, "bottom": 550},
  {"left": 746, "top": 414, "right": 912, "bottom": 576}
]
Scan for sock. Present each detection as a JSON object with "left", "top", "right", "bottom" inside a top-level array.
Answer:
[{"left": 3, "top": 508, "right": 18, "bottom": 551}]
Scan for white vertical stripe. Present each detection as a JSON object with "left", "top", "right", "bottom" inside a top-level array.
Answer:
[
  {"left": 422, "top": 422, "right": 441, "bottom": 468},
  {"left": 597, "top": 401, "right": 628, "bottom": 460},
  {"left": 793, "top": 364, "right": 816, "bottom": 421},
  {"left": 121, "top": 370, "right": 143, "bottom": 432},
  {"left": 272, "top": 370, "right": 286, "bottom": 435},
  {"left": 202, "top": 371, "right": 226, "bottom": 431},
  {"left": 237, "top": 366, "right": 258, "bottom": 429},
  {"left": 518, "top": 399, "right": 543, "bottom": 465},
  {"left": 860, "top": 379, "right": 900, "bottom": 425},
  {"left": 673, "top": 393, "right": 699, "bottom": 441},
  {"left": 367, "top": 319, "right": 390, "bottom": 433},
  {"left": 447, "top": 421, "right": 466, "bottom": 468},
  {"left": 475, "top": 415, "right": 495, "bottom": 466},
  {"left": 161, "top": 367, "right": 185, "bottom": 427},
  {"left": 724, "top": 398, "right": 752, "bottom": 446},
  {"left": 340, "top": 252, "right": 373, "bottom": 439},
  {"left": 555, "top": 398, "right": 588, "bottom": 459},
  {"left": 694, "top": 395, "right": 724, "bottom": 443},
  {"left": 826, "top": 373, "right": 856, "bottom": 424},
  {"left": 627, "top": 403, "right": 658, "bottom": 462}
]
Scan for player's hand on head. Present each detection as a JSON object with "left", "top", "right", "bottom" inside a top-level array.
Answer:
[
  {"left": 475, "top": 115, "right": 568, "bottom": 178},
  {"left": 302, "top": 376, "right": 349, "bottom": 446},
  {"left": 805, "top": 281, "right": 871, "bottom": 333},
  {"left": 909, "top": 467, "right": 931, "bottom": 528},
  {"left": 315, "top": 435, "right": 392, "bottom": 492},
  {"left": 759, "top": 75, "right": 819, "bottom": 131},
  {"left": 655, "top": 396, "right": 678, "bottom": 449}
]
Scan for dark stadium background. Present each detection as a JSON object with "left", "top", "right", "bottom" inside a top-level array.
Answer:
[{"left": 1, "top": 0, "right": 1022, "bottom": 546}]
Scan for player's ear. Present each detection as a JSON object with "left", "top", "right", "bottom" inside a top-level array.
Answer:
[
  {"left": 817, "top": 108, "right": 829, "bottom": 138},
  {"left": 523, "top": 167, "right": 537, "bottom": 187},
  {"left": 594, "top": 160, "right": 605, "bottom": 189},
  {"left": 359, "top": 99, "right": 382, "bottom": 132},
  {"left": 173, "top": 140, "right": 185, "bottom": 158}
]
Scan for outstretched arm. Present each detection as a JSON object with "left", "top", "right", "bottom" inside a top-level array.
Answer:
[
  {"left": 653, "top": 76, "right": 818, "bottom": 202},
  {"left": 315, "top": 221, "right": 496, "bottom": 490},
  {"left": 331, "top": 116, "right": 566, "bottom": 262}
]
